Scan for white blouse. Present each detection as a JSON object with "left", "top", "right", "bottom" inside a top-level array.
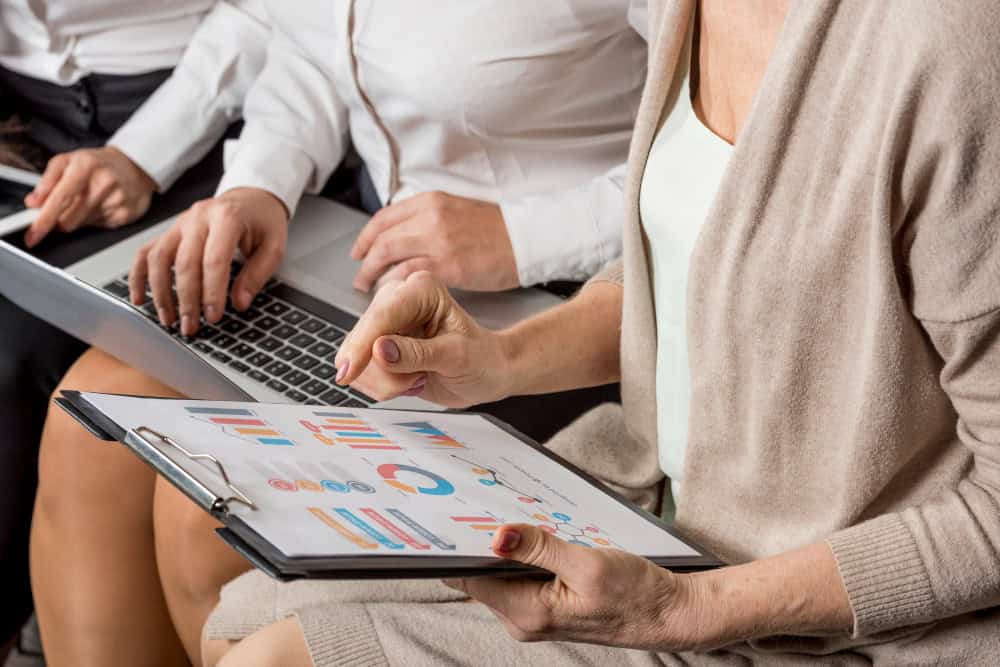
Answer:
[
  {"left": 0, "top": 1, "right": 269, "bottom": 189},
  {"left": 638, "top": 20, "right": 732, "bottom": 499},
  {"left": 218, "top": 0, "right": 649, "bottom": 286}
]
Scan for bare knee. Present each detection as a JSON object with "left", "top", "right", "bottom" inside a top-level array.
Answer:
[
  {"left": 35, "top": 348, "right": 171, "bottom": 523},
  {"left": 213, "top": 618, "right": 311, "bottom": 667},
  {"left": 155, "top": 477, "right": 251, "bottom": 609}
]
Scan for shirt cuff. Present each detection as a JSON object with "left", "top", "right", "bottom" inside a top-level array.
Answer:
[
  {"left": 215, "top": 133, "right": 316, "bottom": 217},
  {"left": 500, "top": 193, "right": 620, "bottom": 287},
  {"left": 826, "top": 513, "right": 938, "bottom": 638},
  {"left": 107, "top": 80, "right": 225, "bottom": 192}
]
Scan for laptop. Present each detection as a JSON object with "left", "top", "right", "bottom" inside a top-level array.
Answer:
[{"left": 0, "top": 166, "right": 561, "bottom": 411}]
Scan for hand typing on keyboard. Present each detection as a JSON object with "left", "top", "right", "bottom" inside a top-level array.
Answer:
[
  {"left": 128, "top": 187, "right": 289, "bottom": 336},
  {"left": 104, "top": 273, "right": 373, "bottom": 407}
]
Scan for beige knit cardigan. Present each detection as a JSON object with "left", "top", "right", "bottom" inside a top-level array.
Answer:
[{"left": 590, "top": 0, "right": 1000, "bottom": 657}]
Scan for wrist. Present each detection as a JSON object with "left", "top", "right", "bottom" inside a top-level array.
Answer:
[
  {"left": 653, "top": 572, "right": 716, "bottom": 652},
  {"left": 105, "top": 146, "right": 157, "bottom": 195},
  {"left": 677, "top": 543, "right": 854, "bottom": 650},
  {"left": 223, "top": 187, "right": 290, "bottom": 225},
  {"left": 494, "top": 328, "right": 523, "bottom": 400}
]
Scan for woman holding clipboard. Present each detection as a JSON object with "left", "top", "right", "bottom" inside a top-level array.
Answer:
[{"left": 203, "top": 0, "right": 1000, "bottom": 665}]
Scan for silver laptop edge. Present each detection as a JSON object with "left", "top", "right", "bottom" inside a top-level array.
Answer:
[{"left": 0, "top": 184, "right": 560, "bottom": 411}]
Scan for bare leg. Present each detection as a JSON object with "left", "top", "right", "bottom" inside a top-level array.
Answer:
[
  {"left": 155, "top": 478, "right": 252, "bottom": 666},
  {"left": 30, "top": 348, "right": 188, "bottom": 667},
  {"left": 206, "top": 618, "right": 311, "bottom": 667}
]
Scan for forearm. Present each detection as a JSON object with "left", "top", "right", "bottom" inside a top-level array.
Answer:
[
  {"left": 109, "top": 0, "right": 269, "bottom": 191},
  {"left": 498, "top": 281, "right": 622, "bottom": 397},
  {"left": 679, "top": 542, "right": 853, "bottom": 650}
]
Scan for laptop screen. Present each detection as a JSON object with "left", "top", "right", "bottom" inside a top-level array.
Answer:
[{"left": 0, "top": 176, "right": 31, "bottom": 218}]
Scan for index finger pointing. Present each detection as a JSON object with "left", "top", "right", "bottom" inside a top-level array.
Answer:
[
  {"left": 26, "top": 161, "right": 89, "bottom": 247},
  {"left": 334, "top": 274, "right": 444, "bottom": 385},
  {"left": 25, "top": 153, "right": 68, "bottom": 207}
]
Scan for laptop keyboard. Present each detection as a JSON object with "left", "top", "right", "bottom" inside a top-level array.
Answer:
[{"left": 100, "top": 264, "right": 375, "bottom": 407}]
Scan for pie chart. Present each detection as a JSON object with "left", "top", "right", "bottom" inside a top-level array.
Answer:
[{"left": 377, "top": 464, "right": 455, "bottom": 496}]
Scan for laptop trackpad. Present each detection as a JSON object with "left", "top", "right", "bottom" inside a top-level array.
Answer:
[{"left": 292, "top": 234, "right": 361, "bottom": 289}]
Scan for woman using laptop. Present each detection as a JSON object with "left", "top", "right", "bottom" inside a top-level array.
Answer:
[
  {"left": 196, "top": 0, "right": 1000, "bottom": 665},
  {"left": 30, "top": 2, "right": 647, "bottom": 665},
  {"left": 0, "top": 1, "right": 267, "bottom": 661}
]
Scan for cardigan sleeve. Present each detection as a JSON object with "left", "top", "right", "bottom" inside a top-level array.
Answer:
[
  {"left": 827, "top": 310, "right": 1000, "bottom": 637},
  {"left": 826, "top": 13, "right": 1000, "bottom": 635}
]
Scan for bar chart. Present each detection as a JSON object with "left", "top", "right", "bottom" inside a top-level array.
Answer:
[
  {"left": 310, "top": 411, "right": 402, "bottom": 451},
  {"left": 185, "top": 405, "right": 295, "bottom": 446}
]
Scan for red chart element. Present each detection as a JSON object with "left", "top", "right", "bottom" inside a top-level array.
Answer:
[
  {"left": 360, "top": 508, "right": 431, "bottom": 550},
  {"left": 313, "top": 412, "right": 402, "bottom": 450}
]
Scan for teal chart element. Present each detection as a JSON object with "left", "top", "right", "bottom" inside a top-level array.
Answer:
[
  {"left": 378, "top": 463, "right": 455, "bottom": 496},
  {"left": 393, "top": 421, "right": 466, "bottom": 449}
]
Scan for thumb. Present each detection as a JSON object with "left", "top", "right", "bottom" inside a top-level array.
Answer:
[
  {"left": 491, "top": 524, "right": 574, "bottom": 576},
  {"left": 373, "top": 334, "right": 455, "bottom": 374}
]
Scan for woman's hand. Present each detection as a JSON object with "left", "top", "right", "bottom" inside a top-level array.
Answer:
[
  {"left": 445, "top": 525, "right": 705, "bottom": 651},
  {"left": 450, "top": 526, "right": 856, "bottom": 652},
  {"left": 333, "top": 271, "right": 513, "bottom": 408},
  {"left": 350, "top": 191, "right": 519, "bottom": 293},
  {"left": 24, "top": 146, "right": 156, "bottom": 247},
  {"left": 129, "top": 187, "right": 289, "bottom": 336}
]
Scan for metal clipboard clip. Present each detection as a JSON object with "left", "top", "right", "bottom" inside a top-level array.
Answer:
[{"left": 134, "top": 426, "right": 257, "bottom": 512}]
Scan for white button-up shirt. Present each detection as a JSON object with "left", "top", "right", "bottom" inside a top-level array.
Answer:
[
  {"left": 0, "top": 1, "right": 269, "bottom": 189},
  {"left": 219, "top": 0, "right": 648, "bottom": 285}
]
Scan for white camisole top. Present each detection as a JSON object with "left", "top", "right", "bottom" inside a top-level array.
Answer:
[{"left": 638, "top": 19, "right": 734, "bottom": 502}]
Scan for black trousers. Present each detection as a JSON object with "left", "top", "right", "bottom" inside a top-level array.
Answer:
[{"left": 0, "top": 66, "right": 174, "bottom": 642}]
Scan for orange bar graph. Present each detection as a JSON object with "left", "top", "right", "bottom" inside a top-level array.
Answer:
[
  {"left": 324, "top": 418, "right": 367, "bottom": 426},
  {"left": 308, "top": 507, "right": 378, "bottom": 549},
  {"left": 236, "top": 427, "right": 281, "bottom": 436},
  {"left": 336, "top": 437, "right": 396, "bottom": 445}
]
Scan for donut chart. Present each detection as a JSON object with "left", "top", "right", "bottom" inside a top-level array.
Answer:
[{"left": 377, "top": 463, "right": 455, "bottom": 496}]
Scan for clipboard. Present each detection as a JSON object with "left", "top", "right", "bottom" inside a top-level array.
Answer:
[{"left": 57, "top": 391, "right": 723, "bottom": 580}]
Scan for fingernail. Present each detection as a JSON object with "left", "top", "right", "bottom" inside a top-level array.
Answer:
[
  {"left": 157, "top": 308, "right": 168, "bottom": 325},
  {"left": 403, "top": 377, "right": 427, "bottom": 396},
  {"left": 181, "top": 315, "right": 193, "bottom": 335},
  {"left": 495, "top": 530, "right": 521, "bottom": 554},
  {"left": 205, "top": 305, "right": 218, "bottom": 321},
  {"left": 335, "top": 360, "right": 351, "bottom": 385},
  {"left": 24, "top": 232, "right": 35, "bottom": 247},
  {"left": 378, "top": 338, "right": 400, "bottom": 363},
  {"left": 238, "top": 289, "right": 252, "bottom": 310}
]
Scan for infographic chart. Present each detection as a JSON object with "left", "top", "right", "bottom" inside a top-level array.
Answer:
[
  {"left": 185, "top": 406, "right": 295, "bottom": 446},
  {"left": 246, "top": 459, "right": 377, "bottom": 495},
  {"left": 308, "top": 506, "right": 457, "bottom": 551},
  {"left": 307, "top": 411, "right": 402, "bottom": 451},
  {"left": 394, "top": 421, "right": 466, "bottom": 449},
  {"left": 80, "top": 394, "right": 702, "bottom": 561},
  {"left": 452, "top": 454, "right": 544, "bottom": 504},
  {"left": 531, "top": 511, "right": 614, "bottom": 548},
  {"left": 377, "top": 463, "right": 455, "bottom": 496}
]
